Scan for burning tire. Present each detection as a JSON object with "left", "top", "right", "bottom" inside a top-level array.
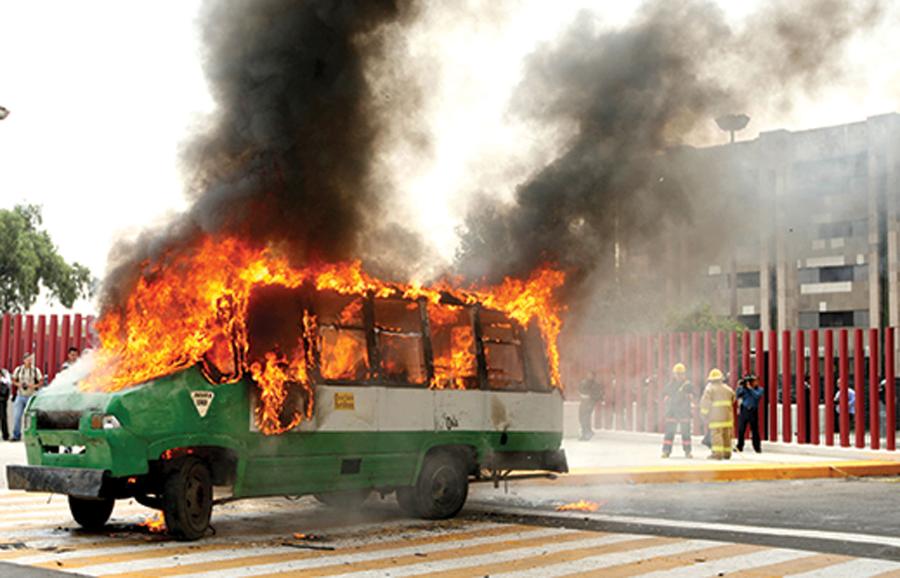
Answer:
[
  {"left": 404, "top": 451, "right": 468, "bottom": 520},
  {"left": 162, "top": 457, "right": 212, "bottom": 541},
  {"left": 313, "top": 489, "right": 370, "bottom": 509},
  {"left": 68, "top": 496, "right": 114, "bottom": 530}
]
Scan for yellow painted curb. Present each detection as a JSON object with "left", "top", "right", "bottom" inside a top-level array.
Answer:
[{"left": 540, "top": 460, "right": 900, "bottom": 484}]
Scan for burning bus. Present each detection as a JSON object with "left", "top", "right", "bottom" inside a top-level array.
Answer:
[{"left": 7, "top": 238, "right": 567, "bottom": 540}]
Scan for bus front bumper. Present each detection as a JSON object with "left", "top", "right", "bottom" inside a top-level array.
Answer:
[{"left": 6, "top": 464, "right": 105, "bottom": 498}]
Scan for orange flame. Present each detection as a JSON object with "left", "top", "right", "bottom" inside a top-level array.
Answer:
[
  {"left": 556, "top": 500, "right": 603, "bottom": 512},
  {"left": 82, "top": 236, "right": 565, "bottom": 434},
  {"left": 139, "top": 512, "right": 166, "bottom": 533}
]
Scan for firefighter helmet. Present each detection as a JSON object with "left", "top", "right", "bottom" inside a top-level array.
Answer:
[
  {"left": 672, "top": 363, "right": 686, "bottom": 374},
  {"left": 707, "top": 368, "right": 724, "bottom": 382}
]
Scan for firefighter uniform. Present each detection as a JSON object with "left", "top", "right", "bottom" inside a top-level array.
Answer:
[
  {"left": 661, "top": 363, "right": 693, "bottom": 458},
  {"left": 700, "top": 369, "right": 736, "bottom": 460}
]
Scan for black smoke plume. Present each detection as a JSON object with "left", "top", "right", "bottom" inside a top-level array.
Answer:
[
  {"left": 455, "top": 0, "right": 881, "bottom": 330},
  {"left": 100, "top": 0, "right": 420, "bottom": 311}
]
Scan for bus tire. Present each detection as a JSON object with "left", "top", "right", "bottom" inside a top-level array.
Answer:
[
  {"left": 68, "top": 496, "right": 114, "bottom": 530},
  {"left": 313, "top": 490, "right": 370, "bottom": 508},
  {"left": 412, "top": 451, "right": 468, "bottom": 520},
  {"left": 162, "top": 457, "right": 212, "bottom": 541}
]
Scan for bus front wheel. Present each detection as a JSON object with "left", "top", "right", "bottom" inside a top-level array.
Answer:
[
  {"left": 406, "top": 451, "right": 469, "bottom": 519},
  {"left": 162, "top": 457, "right": 212, "bottom": 541},
  {"left": 68, "top": 496, "right": 114, "bottom": 530}
]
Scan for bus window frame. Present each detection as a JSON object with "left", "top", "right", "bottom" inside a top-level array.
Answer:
[{"left": 371, "top": 296, "right": 431, "bottom": 388}]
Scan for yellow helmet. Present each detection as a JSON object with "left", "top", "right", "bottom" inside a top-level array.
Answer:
[
  {"left": 707, "top": 368, "right": 724, "bottom": 382},
  {"left": 672, "top": 363, "right": 686, "bottom": 374}
]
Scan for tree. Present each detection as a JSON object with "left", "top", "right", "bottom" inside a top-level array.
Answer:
[
  {"left": 665, "top": 303, "right": 745, "bottom": 333},
  {"left": 0, "top": 204, "right": 94, "bottom": 312}
]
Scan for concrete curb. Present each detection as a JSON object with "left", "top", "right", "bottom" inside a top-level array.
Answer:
[
  {"left": 589, "top": 430, "right": 900, "bottom": 462},
  {"left": 545, "top": 460, "right": 900, "bottom": 485}
]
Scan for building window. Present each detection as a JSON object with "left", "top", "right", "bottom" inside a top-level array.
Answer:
[
  {"left": 737, "top": 314, "right": 760, "bottom": 330},
  {"left": 820, "top": 311, "right": 854, "bottom": 328},
  {"left": 736, "top": 272, "right": 760, "bottom": 288},
  {"left": 798, "top": 312, "right": 819, "bottom": 330},
  {"left": 818, "top": 221, "right": 852, "bottom": 239},
  {"left": 819, "top": 265, "right": 853, "bottom": 283}
]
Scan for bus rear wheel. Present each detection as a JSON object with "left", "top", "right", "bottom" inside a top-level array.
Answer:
[
  {"left": 407, "top": 451, "right": 469, "bottom": 520},
  {"left": 68, "top": 496, "right": 114, "bottom": 530},
  {"left": 162, "top": 457, "right": 212, "bottom": 541}
]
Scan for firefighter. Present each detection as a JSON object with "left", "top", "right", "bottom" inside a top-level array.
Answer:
[
  {"left": 735, "top": 373, "right": 763, "bottom": 453},
  {"left": 700, "top": 368, "right": 736, "bottom": 460},
  {"left": 661, "top": 363, "right": 693, "bottom": 458}
]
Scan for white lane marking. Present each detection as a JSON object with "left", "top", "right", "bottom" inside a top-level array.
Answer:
[
  {"left": 634, "top": 548, "right": 809, "bottom": 578},
  {"left": 789, "top": 558, "right": 900, "bottom": 577},
  {"left": 481, "top": 506, "right": 900, "bottom": 550},
  {"left": 491, "top": 539, "right": 721, "bottom": 578},
  {"left": 333, "top": 533, "right": 654, "bottom": 578},
  {"left": 167, "top": 527, "right": 573, "bottom": 578}
]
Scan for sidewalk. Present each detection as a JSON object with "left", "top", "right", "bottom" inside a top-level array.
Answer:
[{"left": 556, "top": 432, "right": 900, "bottom": 484}]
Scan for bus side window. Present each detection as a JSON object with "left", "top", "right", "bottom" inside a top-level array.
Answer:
[
  {"left": 479, "top": 309, "right": 526, "bottom": 391},
  {"left": 313, "top": 291, "right": 370, "bottom": 382},
  {"left": 428, "top": 304, "right": 477, "bottom": 390},
  {"left": 374, "top": 299, "right": 427, "bottom": 385}
]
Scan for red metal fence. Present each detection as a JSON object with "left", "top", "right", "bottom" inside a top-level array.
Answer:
[
  {"left": 562, "top": 328, "right": 900, "bottom": 451},
  {"left": 0, "top": 313, "right": 96, "bottom": 384}
]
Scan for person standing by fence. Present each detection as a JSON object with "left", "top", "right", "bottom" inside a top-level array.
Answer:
[
  {"left": 11, "top": 353, "right": 43, "bottom": 441},
  {"left": 661, "top": 363, "right": 693, "bottom": 458},
  {"left": 578, "top": 371, "right": 604, "bottom": 441},
  {"left": 0, "top": 367, "right": 10, "bottom": 440},
  {"left": 735, "top": 374, "right": 764, "bottom": 453},
  {"left": 701, "top": 368, "right": 735, "bottom": 460}
]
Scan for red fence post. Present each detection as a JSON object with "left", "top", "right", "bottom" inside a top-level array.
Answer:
[
  {"left": 755, "top": 330, "right": 765, "bottom": 437},
  {"left": 48, "top": 315, "right": 58, "bottom": 382},
  {"left": 796, "top": 330, "right": 806, "bottom": 444},
  {"left": 742, "top": 331, "right": 751, "bottom": 375},
  {"left": 60, "top": 315, "right": 71, "bottom": 363},
  {"left": 11, "top": 315, "right": 22, "bottom": 373},
  {"left": 73, "top": 313, "right": 83, "bottom": 352},
  {"left": 769, "top": 330, "right": 778, "bottom": 442},
  {"left": 657, "top": 334, "right": 666, "bottom": 432},
  {"left": 869, "top": 328, "right": 880, "bottom": 450},
  {"left": 624, "top": 335, "right": 634, "bottom": 432},
  {"left": 839, "top": 329, "right": 850, "bottom": 447},
  {"left": 702, "top": 332, "right": 712, "bottom": 435},
  {"left": 716, "top": 331, "right": 725, "bottom": 370},
  {"left": 645, "top": 335, "right": 654, "bottom": 432},
  {"left": 782, "top": 330, "right": 792, "bottom": 443},
  {"left": 617, "top": 335, "right": 626, "bottom": 431},
  {"left": 36, "top": 315, "right": 46, "bottom": 378},
  {"left": 887, "top": 327, "right": 896, "bottom": 451},
  {"left": 824, "top": 329, "right": 835, "bottom": 446},
  {"left": 730, "top": 331, "right": 738, "bottom": 435},
  {"left": 691, "top": 332, "right": 700, "bottom": 434},
  {"left": 24, "top": 315, "right": 34, "bottom": 358},
  {"left": 0, "top": 314, "right": 9, "bottom": 370},
  {"left": 854, "top": 329, "right": 865, "bottom": 448},
  {"left": 810, "top": 330, "right": 820, "bottom": 445}
]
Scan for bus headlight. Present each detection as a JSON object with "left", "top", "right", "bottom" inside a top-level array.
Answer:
[{"left": 90, "top": 414, "right": 122, "bottom": 430}]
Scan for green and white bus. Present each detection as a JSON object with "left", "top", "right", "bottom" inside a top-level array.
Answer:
[{"left": 8, "top": 284, "right": 567, "bottom": 540}]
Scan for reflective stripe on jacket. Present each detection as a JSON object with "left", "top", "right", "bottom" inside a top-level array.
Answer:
[{"left": 700, "top": 381, "right": 735, "bottom": 429}]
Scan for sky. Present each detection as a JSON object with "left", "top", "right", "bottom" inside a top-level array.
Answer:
[{"left": 1, "top": 0, "right": 898, "bottom": 313}]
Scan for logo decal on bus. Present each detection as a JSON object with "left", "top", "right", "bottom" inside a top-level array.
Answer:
[
  {"left": 334, "top": 392, "right": 355, "bottom": 411},
  {"left": 190, "top": 391, "right": 215, "bottom": 417}
]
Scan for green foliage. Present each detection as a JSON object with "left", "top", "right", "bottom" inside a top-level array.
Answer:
[
  {"left": 0, "top": 204, "right": 94, "bottom": 312},
  {"left": 666, "top": 303, "right": 745, "bottom": 333}
]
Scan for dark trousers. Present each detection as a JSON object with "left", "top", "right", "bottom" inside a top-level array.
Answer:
[
  {"left": 662, "top": 417, "right": 691, "bottom": 454},
  {"left": 0, "top": 396, "right": 7, "bottom": 440},
  {"left": 736, "top": 407, "right": 761, "bottom": 452},
  {"left": 579, "top": 398, "right": 598, "bottom": 439}
]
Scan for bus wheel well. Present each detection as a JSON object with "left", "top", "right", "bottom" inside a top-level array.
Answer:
[
  {"left": 157, "top": 446, "right": 238, "bottom": 486},
  {"left": 425, "top": 445, "right": 477, "bottom": 476}
]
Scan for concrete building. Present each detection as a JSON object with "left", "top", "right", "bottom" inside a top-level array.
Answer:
[{"left": 683, "top": 113, "right": 900, "bottom": 332}]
